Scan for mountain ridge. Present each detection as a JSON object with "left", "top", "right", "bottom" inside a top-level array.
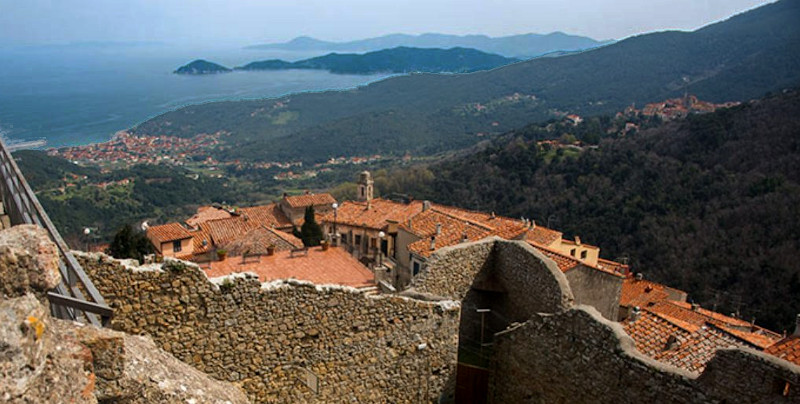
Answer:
[{"left": 246, "top": 32, "right": 612, "bottom": 58}]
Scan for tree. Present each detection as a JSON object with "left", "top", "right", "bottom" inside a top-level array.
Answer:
[
  {"left": 300, "top": 206, "right": 324, "bottom": 247},
  {"left": 108, "top": 224, "right": 154, "bottom": 263}
]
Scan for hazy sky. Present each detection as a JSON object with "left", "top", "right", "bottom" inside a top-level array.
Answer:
[{"left": 0, "top": 0, "right": 776, "bottom": 46}]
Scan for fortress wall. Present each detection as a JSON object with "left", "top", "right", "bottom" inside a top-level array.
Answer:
[
  {"left": 490, "top": 306, "right": 800, "bottom": 404},
  {"left": 79, "top": 255, "right": 460, "bottom": 403}
]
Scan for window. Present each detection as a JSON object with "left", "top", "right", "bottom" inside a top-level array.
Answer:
[
  {"left": 413, "top": 261, "right": 421, "bottom": 276},
  {"left": 355, "top": 235, "right": 362, "bottom": 246},
  {"left": 580, "top": 250, "right": 588, "bottom": 260},
  {"left": 570, "top": 248, "right": 576, "bottom": 257},
  {"left": 173, "top": 240, "right": 182, "bottom": 253}
]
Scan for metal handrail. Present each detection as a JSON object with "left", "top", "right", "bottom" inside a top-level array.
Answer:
[{"left": 0, "top": 138, "right": 112, "bottom": 326}]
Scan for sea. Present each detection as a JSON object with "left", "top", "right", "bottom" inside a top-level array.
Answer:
[{"left": 0, "top": 43, "right": 390, "bottom": 148}]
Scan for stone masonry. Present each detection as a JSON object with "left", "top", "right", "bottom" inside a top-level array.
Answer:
[{"left": 79, "top": 255, "right": 461, "bottom": 403}]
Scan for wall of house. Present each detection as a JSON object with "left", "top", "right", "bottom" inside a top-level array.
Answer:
[
  {"left": 552, "top": 241, "right": 600, "bottom": 267},
  {"left": 78, "top": 254, "right": 459, "bottom": 403},
  {"left": 159, "top": 238, "right": 192, "bottom": 258},
  {"left": 564, "top": 265, "right": 623, "bottom": 320},
  {"left": 395, "top": 227, "right": 422, "bottom": 286},
  {"left": 490, "top": 306, "right": 800, "bottom": 404}
]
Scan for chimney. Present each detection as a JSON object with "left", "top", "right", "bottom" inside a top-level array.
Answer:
[
  {"left": 794, "top": 314, "right": 800, "bottom": 336},
  {"left": 407, "top": 218, "right": 413, "bottom": 230},
  {"left": 635, "top": 273, "right": 644, "bottom": 281},
  {"left": 435, "top": 223, "right": 442, "bottom": 236},
  {"left": 629, "top": 306, "right": 641, "bottom": 322},
  {"left": 530, "top": 219, "right": 536, "bottom": 229},
  {"left": 575, "top": 236, "right": 581, "bottom": 245},
  {"left": 422, "top": 200, "right": 431, "bottom": 212},
  {"left": 490, "top": 212, "right": 496, "bottom": 219},
  {"left": 691, "top": 303, "right": 700, "bottom": 312},
  {"left": 430, "top": 236, "right": 436, "bottom": 251}
]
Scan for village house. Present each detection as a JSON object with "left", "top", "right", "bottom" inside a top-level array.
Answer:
[{"left": 146, "top": 222, "right": 194, "bottom": 260}]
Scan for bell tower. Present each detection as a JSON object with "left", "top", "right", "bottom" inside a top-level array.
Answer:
[{"left": 357, "top": 171, "right": 374, "bottom": 202}]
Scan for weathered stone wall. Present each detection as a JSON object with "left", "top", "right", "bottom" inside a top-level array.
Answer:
[
  {"left": 490, "top": 306, "right": 800, "bottom": 404},
  {"left": 564, "top": 265, "right": 622, "bottom": 320},
  {"left": 410, "top": 237, "right": 496, "bottom": 300},
  {"left": 79, "top": 254, "right": 460, "bottom": 403}
]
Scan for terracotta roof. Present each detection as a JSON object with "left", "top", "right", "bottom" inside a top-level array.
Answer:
[
  {"left": 186, "top": 206, "right": 232, "bottom": 227},
  {"left": 623, "top": 309, "right": 760, "bottom": 373},
  {"left": 147, "top": 223, "right": 192, "bottom": 244},
  {"left": 596, "top": 258, "right": 630, "bottom": 276},
  {"left": 321, "top": 199, "right": 423, "bottom": 230},
  {"left": 190, "top": 223, "right": 213, "bottom": 254},
  {"left": 623, "top": 310, "right": 693, "bottom": 358},
  {"left": 405, "top": 209, "right": 498, "bottom": 258},
  {"left": 620, "top": 278, "right": 673, "bottom": 308},
  {"left": 204, "top": 246, "right": 374, "bottom": 288},
  {"left": 765, "top": 335, "right": 800, "bottom": 366},
  {"left": 524, "top": 226, "right": 563, "bottom": 247},
  {"left": 531, "top": 244, "right": 582, "bottom": 272},
  {"left": 282, "top": 193, "right": 336, "bottom": 209},
  {"left": 649, "top": 300, "right": 753, "bottom": 329},
  {"left": 224, "top": 226, "right": 303, "bottom": 255},
  {"left": 714, "top": 323, "right": 782, "bottom": 349},
  {"left": 653, "top": 324, "right": 748, "bottom": 373},
  {"left": 238, "top": 203, "right": 293, "bottom": 229},
  {"left": 206, "top": 217, "right": 259, "bottom": 246}
]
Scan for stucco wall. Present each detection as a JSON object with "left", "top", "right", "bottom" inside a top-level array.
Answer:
[{"left": 564, "top": 265, "right": 622, "bottom": 320}]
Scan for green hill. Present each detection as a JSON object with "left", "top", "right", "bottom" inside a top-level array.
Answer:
[
  {"left": 237, "top": 47, "right": 518, "bottom": 74},
  {"left": 136, "top": 0, "right": 800, "bottom": 164},
  {"left": 400, "top": 89, "right": 800, "bottom": 331}
]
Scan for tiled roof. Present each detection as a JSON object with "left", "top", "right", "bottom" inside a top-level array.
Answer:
[
  {"left": 206, "top": 217, "right": 259, "bottom": 246},
  {"left": 224, "top": 226, "right": 303, "bottom": 255},
  {"left": 320, "top": 199, "right": 423, "bottom": 230},
  {"left": 524, "top": 226, "right": 563, "bottom": 247},
  {"left": 185, "top": 206, "right": 232, "bottom": 227},
  {"left": 623, "top": 310, "right": 693, "bottom": 358},
  {"left": 282, "top": 193, "right": 336, "bottom": 209},
  {"left": 239, "top": 203, "right": 293, "bottom": 229},
  {"left": 715, "top": 323, "right": 782, "bottom": 349},
  {"left": 653, "top": 324, "right": 748, "bottom": 373},
  {"left": 623, "top": 309, "right": 762, "bottom": 373},
  {"left": 596, "top": 258, "right": 630, "bottom": 276},
  {"left": 620, "top": 278, "right": 673, "bottom": 308},
  {"left": 190, "top": 223, "right": 213, "bottom": 254},
  {"left": 765, "top": 335, "right": 800, "bottom": 366},
  {"left": 204, "top": 246, "right": 374, "bottom": 288},
  {"left": 147, "top": 223, "right": 192, "bottom": 244},
  {"left": 531, "top": 244, "right": 581, "bottom": 272},
  {"left": 649, "top": 300, "right": 753, "bottom": 329},
  {"left": 405, "top": 209, "right": 498, "bottom": 258}
]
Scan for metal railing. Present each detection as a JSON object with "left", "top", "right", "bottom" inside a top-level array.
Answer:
[{"left": 0, "top": 138, "right": 112, "bottom": 326}]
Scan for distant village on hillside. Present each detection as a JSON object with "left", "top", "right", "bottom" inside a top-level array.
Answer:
[{"left": 140, "top": 170, "right": 800, "bottom": 375}]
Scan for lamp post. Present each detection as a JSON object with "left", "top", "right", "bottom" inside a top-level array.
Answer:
[
  {"left": 83, "top": 227, "right": 91, "bottom": 252},
  {"left": 378, "top": 231, "right": 385, "bottom": 267},
  {"left": 331, "top": 203, "right": 338, "bottom": 243}
]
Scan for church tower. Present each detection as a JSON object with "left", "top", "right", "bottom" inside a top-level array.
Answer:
[{"left": 357, "top": 171, "right": 374, "bottom": 202}]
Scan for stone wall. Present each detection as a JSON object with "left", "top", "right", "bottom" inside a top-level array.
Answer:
[
  {"left": 490, "top": 306, "right": 800, "bottom": 404},
  {"left": 79, "top": 254, "right": 460, "bottom": 403},
  {"left": 564, "top": 265, "right": 622, "bottom": 320}
]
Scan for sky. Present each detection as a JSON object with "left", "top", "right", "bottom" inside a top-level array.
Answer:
[{"left": 0, "top": 0, "right": 776, "bottom": 46}]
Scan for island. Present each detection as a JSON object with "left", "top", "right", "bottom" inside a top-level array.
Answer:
[
  {"left": 174, "top": 59, "right": 232, "bottom": 75},
  {"left": 236, "top": 46, "right": 519, "bottom": 74}
]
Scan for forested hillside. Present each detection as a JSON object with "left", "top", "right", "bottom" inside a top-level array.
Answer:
[
  {"left": 398, "top": 90, "right": 800, "bottom": 331},
  {"left": 132, "top": 0, "right": 800, "bottom": 164}
]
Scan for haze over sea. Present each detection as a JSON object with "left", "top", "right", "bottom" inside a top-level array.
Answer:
[{"left": 0, "top": 43, "right": 390, "bottom": 147}]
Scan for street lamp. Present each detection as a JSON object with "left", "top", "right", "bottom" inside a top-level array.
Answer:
[
  {"left": 331, "top": 202, "right": 339, "bottom": 246},
  {"left": 83, "top": 227, "right": 91, "bottom": 252},
  {"left": 377, "top": 231, "right": 385, "bottom": 267}
]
